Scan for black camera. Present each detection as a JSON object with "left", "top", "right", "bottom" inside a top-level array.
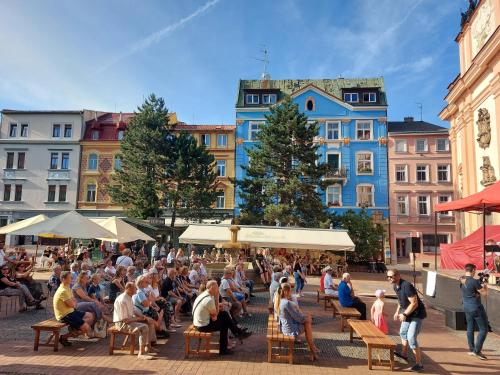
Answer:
[{"left": 477, "top": 271, "right": 490, "bottom": 284}]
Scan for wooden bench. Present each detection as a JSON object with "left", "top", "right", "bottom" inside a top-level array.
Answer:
[
  {"left": 316, "top": 289, "right": 338, "bottom": 310},
  {"left": 183, "top": 324, "right": 216, "bottom": 358},
  {"left": 348, "top": 319, "right": 396, "bottom": 371},
  {"left": 31, "top": 319, "right": 68, "bottom": 352},
  {"left": 332, "top": 300, "right": 361, "bottom": 332},
  {"left": 266, "top": 315, "right": 295, "bottom": 364},
  {"left": 108, "top": 325, "right": 137, "bottom": 355}
]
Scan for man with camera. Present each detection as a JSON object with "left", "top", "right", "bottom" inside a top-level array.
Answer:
[{"left": 460, "top": 263, "right": 489, "bottom": 360}]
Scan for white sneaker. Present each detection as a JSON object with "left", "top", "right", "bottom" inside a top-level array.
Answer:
[{"left": 138, "top": 354, "right": 154, "bottom": 360}]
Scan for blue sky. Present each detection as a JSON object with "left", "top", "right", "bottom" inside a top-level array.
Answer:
[{"left": 0, "top": 0, "right": 466, "bottom": 126}]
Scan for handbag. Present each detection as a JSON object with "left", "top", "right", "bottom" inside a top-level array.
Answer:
[{"left": 93, "top": 319, "right": 107, "bottom": 339}]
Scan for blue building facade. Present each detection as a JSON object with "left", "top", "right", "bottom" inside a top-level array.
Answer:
[{"left": 234, "top": 78, "right": 389, "bottom": 219}]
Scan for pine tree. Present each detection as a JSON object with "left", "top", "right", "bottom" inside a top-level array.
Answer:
[
  {"left": 238, "top": 96, "right": 329, "bottom": 227},
  {"left": 108, "top": 94, "right": 172, "bottom": 219}
]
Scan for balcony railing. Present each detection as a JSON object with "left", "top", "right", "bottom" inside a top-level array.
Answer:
[
  {"left": 2, "top": 169, "right": 27, "bottom": 180},
  {"left": 323, "top": 167, "right": 348, "bottom": 182},
  {"left": 47, "top": 170, "right": 70, "bottom": 180}
]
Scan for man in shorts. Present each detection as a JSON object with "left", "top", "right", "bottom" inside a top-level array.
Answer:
[{"left": 53, "top": 271, "right": 94, "bottom": 346}]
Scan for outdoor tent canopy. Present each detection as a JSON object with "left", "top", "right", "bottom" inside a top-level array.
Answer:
[
  {"left": 0, "top": 214, "right": 48, "bottom": 234},
  {"left": 179, "top": 224, "right": 355, "bottom": 251},
  {"left": 9, "top": 211, "right": 115, "bottom": 239},
  {"left": 435, "top": 180, "right": 500, "bottom": 212},
  {"left": 91, "top": 216, "right": 155, "bottom": 243}
]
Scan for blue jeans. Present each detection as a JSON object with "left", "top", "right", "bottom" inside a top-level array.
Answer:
[
  {"left": 400, "top": 318, "right": 422, "bottom": 349},
  {"left": 465, "top": 305, "right": 488, "bottom": 354},
  {"left": 294, "top": 272, "right": 304, "bottom": 293},
  {"left": 245, "top": 280, "right": 254, "bottom": 295}
]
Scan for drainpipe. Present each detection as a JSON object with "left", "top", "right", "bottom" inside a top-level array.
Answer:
[{"left": 75, "top": 111, "right": 84, "bottom": 213}]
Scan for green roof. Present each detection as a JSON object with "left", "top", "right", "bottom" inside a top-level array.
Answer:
[{"left": 236, "top": 77, "right": 386, "bottom": 107}]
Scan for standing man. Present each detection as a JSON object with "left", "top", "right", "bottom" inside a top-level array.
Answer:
[
  {"left": 387, "top": 269, "right": 426, "bottom": 372},
  {"left": 151, "top": 241, "right": 159, "bottom": 265},
  {"left": 460, "top": 263, "right": 489, "bottom": 360}
]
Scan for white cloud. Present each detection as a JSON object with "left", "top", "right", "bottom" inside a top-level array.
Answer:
[{"left": 384, "top": 56, "right": 435, "bottom": 74}]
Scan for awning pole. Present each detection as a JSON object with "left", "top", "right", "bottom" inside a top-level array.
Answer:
[
  {"left": 434, "top": 211, "right": 438, "bottom": 271},
  {"left": 483, "top": 204, "right": 486, "bottom": 269}
]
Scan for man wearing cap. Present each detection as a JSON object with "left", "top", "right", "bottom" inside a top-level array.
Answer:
[{"left": 323, "top": 266, "right": 338, "bottom": 297}]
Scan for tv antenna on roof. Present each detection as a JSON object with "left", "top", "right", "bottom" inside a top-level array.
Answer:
[
  {"left": 253, "top": 45, "right": 270, "bottom": 80},
  {"left": 416, "top": 102, "right": 423, "bottom": 121}
]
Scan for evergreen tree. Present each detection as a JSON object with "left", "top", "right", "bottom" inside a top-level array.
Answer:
[
  {"left": 238, "top": 96, "right": 329, "bottom": 227},
  {"left": 108, "top": 94, "right": 172, "bottom": 219}
]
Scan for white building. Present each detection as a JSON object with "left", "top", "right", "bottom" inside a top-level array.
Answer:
[{"left": 0, "top": 110, "right": 84, "bottom": 245}]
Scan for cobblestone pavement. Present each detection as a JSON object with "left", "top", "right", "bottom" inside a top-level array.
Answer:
[{"left": 0, "top": 272, "right": 498, "bottom": 375}]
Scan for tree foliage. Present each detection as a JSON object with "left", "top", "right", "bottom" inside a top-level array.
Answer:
[{"left": 238, "top": 96, "right": 328, "bottom": 227}]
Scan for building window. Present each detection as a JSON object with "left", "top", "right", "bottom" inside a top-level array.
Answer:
[
  {"left": 395, "top": 165, "right": 408, "bottom": 182},
  {"left": 423, "top": 234, "right": 449, "bottom": 253},
  {"left": 397, "top": 195, "right": 409, "bottom": 215},
  {"left": 6, "top": 153, "right": 14, "bottom": 169},
  {"left": 436, "top": 138, "right": 449, "bottom": 152},
  {"left": 9, "top": 124, "right": 17, "bottom": 137},
  {"left": 356, "top": 152, "right": 373, "bottom": 174},
  {"left": 437, "top": 165, "right": 450, "bottom": 182},
  {"left": 249, "top": 122, "right": 261, "bottom": 141},
  {"left": 344, "top": 93, "right": 359, "bottom": 102},
  {"left": 363, "top": 92, "right": 376, "bottom": 102},
  {"left": 263, "top": 94, "right": 276, "bottom": 105},
  {"left": 306, "top": 99, "right": 315, "bottom": 111},
  {"left": 20, "top": 124, "right": 29, "bottom": 137},
  {"left": 47, "top": 185, "right": 56, "bottom": 202},
  {"left": 357, "top": 185, "right": 374, "bottom": 207},
  {"left": 88, "top": 154, "right": 98, "bottom": 171},
  {"left": 117, "top": 130, "right": 125, "bottom": 140},
  {"left": 216, "top": 192, "right": 225, "bottom": 208},
  {"left": 217, "top": 134, "right": 227, "bottom": 147},
  {"left": 438, "top": 195, "right": 452, "bottom": 216},
  {"left": 326, "top": 185, "right": 342, "bottom": 206},
  {"left": 356, "top": 121, "right": 372, "bottom": 140},
  {"left": 59, "top": 185, "right": 67, "bottom": 202},
  {"left": 201, "top": 134, "right": 210, "bottom": 146},
  {"left": 50, "top": 153, "right": 59, "bottom": 170},
  {"left": 14, "top": 184, "right": 22, "bottom": 201},
  {"left": 416, "top": 165, "right": 429, "bottom": 182},
  {"left": 52, "top": 124, "right": 61, "bottom": 138},
  {"left": 91, "top": 130, "right": 99, "bottom": 140},
  {"left": 86, "top": 184, "right": 96, "bottom": 202},
  {"left": 416, "top": 139, "right": 428, "bottom": 152},
  {"left": 3, "top": 184, "right": 11, "bottom": 201},
  {"left": 395, "top": 140, "right": 407, "bottom": 153},
  {"left": 245, "top": 94, "right": 259, "bottom": 104},
  {"left": 326, "top": 121, "right": 341, "bottom": 140},
  {"left": 418, "top": 196, "right": 430, "bottom": 215},
  {"left": 217, "top": 160, "right": 226, "bottom": 177},
  {"left": 17, "top": 152, "right": 25, "bottom": 169},
  {"left": 114, "top": 155, "right": 122, "bottom": 171},
  {"left": 64, "top": 124, "right": 72, "bottom": 138},
  {"left": 61, "top": 153, "right": 69, "bottom": 170}
]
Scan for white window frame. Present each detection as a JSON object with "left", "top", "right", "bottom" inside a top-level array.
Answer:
[
  {"left": 356, "top": 152, "right": 373, "bottom": 175},
  {"left": 416, "top": 165, "right": 429, "bottom": 182},
  {"left": 61, "top": 153, "right": 69, "bottom": 170},
  {"left": 437, "top": 164, "right": 451, "bottom": 182},
  {"left": 91, "top": 130, "right": 99, "bottom": 140},
  {"left": 63, "top": 124, "right": 72, "bottom": 138},
  {"left": 117, "top": 130, "right": 125, "bottom": 140},
  {"left": 262, "top": 94, "right": 276, "bottom": 105},
  {"left": 217, "top": 134, "right": 227, "bottom": 147},
  {"left": 47, "top": 185, "right": 56, "bottom": 202},
  {"left": 395, "top": 164, "right": 408, "bottom": 182},
  {"left": 326, "top": 121, "right": 341, "bottom": 141},
  {"left": 49, "top": 152, "right": 59, "bottom": 170},
  {"left": 86, "top": 184, "right": 96, "bottom": 202},
  {"left": 216, "top": 160, "right": 226, "bottom": 177},
  {"left": 416, "top": 138, "right": 428, "bottom": 152},
  {"left": 9, "top": 123, "right": 18, "bottom": 138},
  {"left": 216, "top": 192, "right": 225, "bottom": 209},
  {"left": 343, "top": 92, "right": 359, "bottom": 103},
  {"left": 201, "top": 134, "right": 211, "bottom": 147},
  {"left": 356, "top": 120, "right": 373, "bottom": 140},
  {"left": 52, "top": 124, "right": 61, "bottom": 138},
  {"left": 88, "top": 154, "right": 98, "bottom": 171},
  {"left": 395, "top": 139, "right": 407, "bottom": 153},
  {"left": 356, "top": 184, "right": 374, "bottom": 207},
  {"left": 438, "top": 195, "right": 452, "bottom": 217},
  {"left": 249, "top": 121, "right": 263, "bottom": 141},
  {"left": 20, "top": 123, "right": 29, "bottom": 138},
  {"left": 363, "top": 92, "right": 376, "bottom": 102},
  {"left": 245, "top": 94, "right": 259, "bottom": 104},
  {"left": 396, "top": 195, "right": 409, "bottom": 216},
  {"left": 326, "top": 185, "right": 342, "bottom": 206},
  {"left": 418, "top": 195, "right": 430, "bottom": 216},
  {"left": 58, "top": 185, "right": 67, "bottom": 202},
  {"left": 436, "top": 138, "right": 449, "bottom": 152}
]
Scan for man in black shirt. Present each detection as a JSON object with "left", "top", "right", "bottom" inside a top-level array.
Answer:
[
  {"left": 460, "top": 263, "right": 488, "bottom": 360},
  {"left": 160, "top": 269, "right": 183, "bottom": 327},
  {"left": 387, "top": 269, "right": 426, "bottom": 373}
]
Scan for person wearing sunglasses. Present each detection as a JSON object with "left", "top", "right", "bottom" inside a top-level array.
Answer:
[{"left": 0, "top": 266, "right": 39, "bottom": 311}]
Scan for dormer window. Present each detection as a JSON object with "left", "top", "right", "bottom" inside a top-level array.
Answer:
[
  {"left": 91, "top": 130, "right": 99, "bottom": 140},
  {"left": 262, "top": 94, "right": 276, "bottom": 105},
  {"left": 363, "top": 92, "right": 377, "bottom": 103},
  {"left": 344, "top": 93, "right": 359, "bottom": 103},
  {"left": 246, "top": 94, "right": 259, "bottom": 105},
  {"left": 117, "top": 130, "right": 125, "bottom": 140}
]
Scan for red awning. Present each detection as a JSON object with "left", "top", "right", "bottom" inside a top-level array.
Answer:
[{"left": 435, "top": 180, "right": 500, "bottom": 212}]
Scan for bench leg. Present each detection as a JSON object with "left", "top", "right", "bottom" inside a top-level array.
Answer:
[
  {"left": 367, "top": 345, "right": 372, "bottom": 370},
  {"left": 349, "top": 325, "right": 353, "bottom": 343},
  {"left": 267, "top": 340, "right": 272, "bottom": 363},
  {"left": 53, "top": 331, "right": 60, "bottom": 352},
  {"left": 184, "top": 337, "right": 190, "bottom": 358},
  {"left": 129, "top": 334, "right": 135, "bottom": 355},
  {"left": 317, "top": 291, "right": 319, "bottom": 303},
  {"left": 288, "top": 341, "right": 294, "bottom": 364},
  {"left": 109, "top": 333, "right": 115, "bottom": 355},
  {"left": 33, "top": 329, "right": 40, "bottom": 351},
  {"left": 340, "top": 316, "right": 344, "bottom": 332},
  {"left": 390, "top": 348, "right": 394, "bottom": 371},
  {"left": 205, "top": 337, "right": 210, "bottom": 355}
]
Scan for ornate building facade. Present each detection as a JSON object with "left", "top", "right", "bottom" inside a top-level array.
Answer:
[{"left": 440, "top": 0, "right": 500, "bottom": 237}]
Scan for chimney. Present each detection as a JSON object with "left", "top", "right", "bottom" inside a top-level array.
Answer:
[{"left": 404, "top": 116, "right": 414, "bottom": 122}]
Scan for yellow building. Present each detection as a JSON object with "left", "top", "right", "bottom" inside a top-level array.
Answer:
[
  {"left": 173, "top": 124, "right": 236, "bottom": 211},
  {"left": 440, "top": 0, "right": 500, "bottom": 238}
]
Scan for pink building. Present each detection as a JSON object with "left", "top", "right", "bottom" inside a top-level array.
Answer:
[{"left": 388, "top": 118, "right": 456, "bottom": 263}]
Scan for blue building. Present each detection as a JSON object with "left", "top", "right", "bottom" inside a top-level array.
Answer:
[{"left": 234, "top": 78, "right": 389, "bottom": 220}]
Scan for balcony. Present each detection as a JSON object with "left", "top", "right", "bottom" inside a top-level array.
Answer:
[
  {"left": 2, "top": 169, "right": 27, "bottom": 180},
  {"left": 47, "top": 169, "right": 70, "bottom": 180},
  {"left": 323, "top": 167, "right": 348, "bottom": 184}
]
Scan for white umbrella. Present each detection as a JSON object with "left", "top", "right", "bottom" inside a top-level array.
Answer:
[
  {"left": 91, "top": 216, "right": 155, "bottom": 243},
  {"left": 0, "top": 214, "right": 48, "bottom": 234}
]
